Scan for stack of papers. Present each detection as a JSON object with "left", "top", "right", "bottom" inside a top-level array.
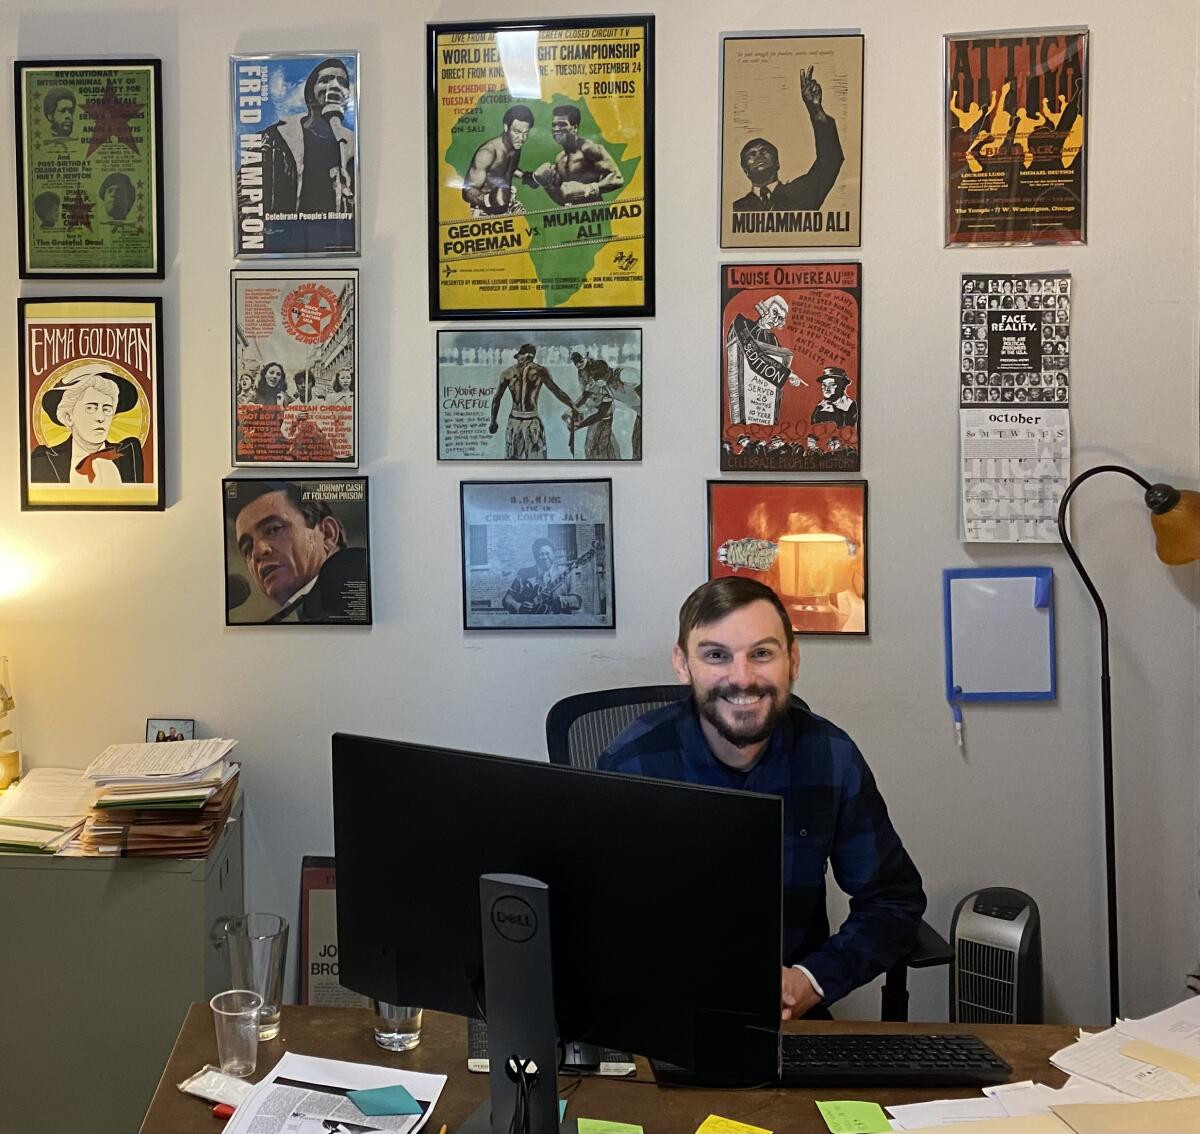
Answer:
[
  {"left": 85, "top": 738, "right": 237, "bottom": 785},
  {"left": 0, "top": 767, "right": 93, "bottom": 853}
]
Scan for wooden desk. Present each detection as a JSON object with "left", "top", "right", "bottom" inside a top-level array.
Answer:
[{"left": 142, "top": 1006, "right": 1075, "bottom": 1134}]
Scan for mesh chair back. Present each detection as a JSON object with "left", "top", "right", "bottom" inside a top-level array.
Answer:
[{"left": 545, "top": 685, "right": 689, "bottom": 770}]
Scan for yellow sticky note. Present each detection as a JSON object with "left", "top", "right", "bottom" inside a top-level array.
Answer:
[
  {"left": 816, "top": 1100, "right": 891, "bottom": 1134},
  {"left": 695, "top": 1116, "right": 772, "bottom": 1134},
  {"left": 577, "top": 1121, "right": 644, "bottom": 1134}
]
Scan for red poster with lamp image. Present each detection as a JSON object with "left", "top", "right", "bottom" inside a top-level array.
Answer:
[{"left": 707, "top": 480, "right": 867, "bottom": 634}]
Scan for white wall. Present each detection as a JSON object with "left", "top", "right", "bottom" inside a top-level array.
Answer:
[{"left": 1, "top": 0, "right": 1196, "bottom": 1027}]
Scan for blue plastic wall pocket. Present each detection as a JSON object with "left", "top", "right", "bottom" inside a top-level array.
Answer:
[{"left": 943, "top": 567, "right": 1056, "bottom": 702}]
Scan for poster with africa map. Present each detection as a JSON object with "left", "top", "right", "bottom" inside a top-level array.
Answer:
[{"left": 427, "top": 16, "right": 654, "bottom": 319}]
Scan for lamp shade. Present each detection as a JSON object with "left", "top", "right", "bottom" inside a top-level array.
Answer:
[
  {"left": 1146, "top": 485, "right": 1200, "bottom": 566},
  {"left": 776, "top": 533, "right": 852, "bottom": 598}
]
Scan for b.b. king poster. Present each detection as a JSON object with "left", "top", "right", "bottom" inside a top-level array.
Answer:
[
  {"left": 945, "top": 29, "right": 1088, "bottom": 246},
  {"left": 721, "top": 34, "right": 862, "bottom": 248},
  {"left": 720, "top": 262, "right": 861, "bottom": 471},
  {"left": 231, "top": 53, "right": 359, "bottom": 256}
]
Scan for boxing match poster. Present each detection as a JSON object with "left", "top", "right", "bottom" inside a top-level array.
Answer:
[
  {"left": 720, "top": 262, "right": 861, "bottom": 472},
  {"left": 231, "top": 269, "right": 358, "bottom": 467},
  {"left": 18, "top": 297, "right": 164, "bottom": 510},
  {"left": 428, "top": 16, "right": 654, "bottom": 319},
  {"left": 944, "top": 29, "right": 1088, "bottom": 246},
  {"left": 15, "top": 60, "right": 164, "bottom": 278},
  {"left": 720, "top": 34, "right": 863, "bottom": 249},
  {"left": 230, "top": 53, "right": 360, "bottom": 256}
]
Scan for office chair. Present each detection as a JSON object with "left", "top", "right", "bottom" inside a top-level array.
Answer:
[{"left": 545, "top": 684, "right": 953, "bottom": 1022}]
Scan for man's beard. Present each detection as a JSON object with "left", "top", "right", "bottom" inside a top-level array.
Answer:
[{"left": 696, "top": 682, "right": 789, "bottom": 749}]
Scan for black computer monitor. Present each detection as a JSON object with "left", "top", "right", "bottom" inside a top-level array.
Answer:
[{"left": 332, "top": 732, "right": 783, "bottom": 1086}]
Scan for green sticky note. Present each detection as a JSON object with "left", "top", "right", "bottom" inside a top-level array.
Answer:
[
  {"left": 815, "top": 1100, "right": 891, "bottom": 1134},
  {"left": 578, "top": 1120, "right": 644, "bottom": 1134},
  {"left": 347, "top": 1084, "right": 422, "bottom": 1116}
]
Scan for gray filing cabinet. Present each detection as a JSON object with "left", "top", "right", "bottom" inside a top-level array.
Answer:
[{"left": 0, "top": 794, "right": 244, "bottom": 1134}]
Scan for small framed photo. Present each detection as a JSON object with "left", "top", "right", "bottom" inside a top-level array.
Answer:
[
  {"left": 231, "top": 268, "right": 358, "bottom": 466},
  {"left": 707, "top": 480, "right": 867, "bottom": 635},
  {"left": 15, "top": 59, "right": 164, "bottom": 279},
  {"left": 230, "top": 53, "right": 359, "bottom": 257},
  {"left": 460, "top": 478, "right": 615, "bottom": 630},
  {"left": 18, "top": 296, "right": 165, "bottom": 510},
  {"left": 437, "top": 328, "right": 642, "bottom": 461},
  {"left": 222, "top": 477, "right": 372, "bottom": 625},
  {"left": 146, "top": 718, "right": 194, "bottom": 742}
]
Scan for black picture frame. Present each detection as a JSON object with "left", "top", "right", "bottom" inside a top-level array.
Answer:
[{"left": 145, "top": 718, "right": 195, "bottom": 742}]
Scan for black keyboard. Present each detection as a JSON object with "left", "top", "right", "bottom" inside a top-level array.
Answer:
[{"left": 779, "top": 1032, "right": 1011, "bottom": 1087}]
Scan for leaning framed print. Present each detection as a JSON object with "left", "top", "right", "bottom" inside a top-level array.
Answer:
[
  {"left": 720, "top": 33, "right": 863, "bottom": 248},
  {"left": 222, "top": 477, "right": 372, "bottom": 625},
  {"left": 428, "top": 16, "right": 654, "bottom": 319},
  {"left": 230, "top": 52, "right": 360, "bottom": 257},
  {"left": 459, "top": 478, "right": 615, "bottom": 629},
  {"left": 438, "top": 328, "right": 642, "bottom": 460},
  {"left": 15, "top": 59, "right": 164, "bottom": 278},
  {"left": 231, "top": 268, "right": 358, "bottom": 467},
  {"left": 18, "top": 297, "right": 164, "bottom": 510},
  {"left": 707, "top": 480, "right": 867, "bottom": 635},
  {"left": 944, "top": 28, "right": 1088, "bottom": 246}
]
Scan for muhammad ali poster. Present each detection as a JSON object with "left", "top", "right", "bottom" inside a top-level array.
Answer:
[
  {"left": 223, "top": 477, "right": 372, "bottom": 625},
  {"left": 230, "top": 53, "right": 359, "bottom": 256},
  {"left": 720, "top": 262, "right": 861, "bottom": 472},
  {"left": 460, "top": 479, "right": 614, "bottom": 630},
  {"left": 231, "top": 269, "right": 358, "bottom": 466},
  {"left": 18, "top": 297, "right": 164, "bottom": 510},
  {"left": 720, "top": 34, "right": 862, "bottom": 249},
  {"left": 437, "top": 328, "right": 641, "bottom": 460},
  {"left": 945, "top": 29, "right": 1088, "bottom": 246},
  {"left": 708, "top": 480, "right": 867, "bottom": 635},
  {"left": 15, "top": 59, "right": 164, "bottom": 278}
]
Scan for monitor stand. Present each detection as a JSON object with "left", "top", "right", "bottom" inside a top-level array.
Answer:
[{"left": 458, "top": 873, "right": 576, "bottom": 1134}]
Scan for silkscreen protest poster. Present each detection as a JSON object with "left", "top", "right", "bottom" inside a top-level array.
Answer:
[
  {"left": 230, "top": 53, "right": 359, "bottom": 256},
  {"left": 428, "top": 17, "right": 653, "bottom": 319},
  {"left": 720, "top": 262, "right": 861, "bottom": 472},
  {"left": 945, "top": 29, "right": 1088, "bottom": 246}
]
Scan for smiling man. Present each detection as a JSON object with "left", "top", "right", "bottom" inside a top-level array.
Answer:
[{"left": 598, "top": 577, "right": 925, "bottom": 1019}]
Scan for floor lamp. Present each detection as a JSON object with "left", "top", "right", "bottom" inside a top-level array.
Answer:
[{"left": 1056, "top": 465, "right": 1200, "bottom": 1023}]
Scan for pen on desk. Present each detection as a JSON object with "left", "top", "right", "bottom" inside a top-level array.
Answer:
[{"left": 438, "top": 1125, "right": 448, "bottom": 1134}]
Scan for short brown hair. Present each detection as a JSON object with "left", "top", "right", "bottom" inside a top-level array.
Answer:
[{"left": 676, "top": 577, "right": 793, "bottom": 652}]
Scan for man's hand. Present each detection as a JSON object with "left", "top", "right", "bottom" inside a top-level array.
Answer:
[
  {"left": 781, "top": 967, "right": 821, "bottom": 1020},
  {"left": 488, "top": 421, "right": 498, "bottom": 434},
  {"left": 799, "top": 65, "right": 826, "bottom": 120}
]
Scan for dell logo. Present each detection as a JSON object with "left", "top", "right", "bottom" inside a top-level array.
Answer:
[{"left": 490, "top": 895, "right": 537, "bottom": 943}]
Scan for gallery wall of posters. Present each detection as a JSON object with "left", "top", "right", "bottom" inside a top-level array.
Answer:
[
  {"left": 223, "top": 477, "right": 372, "bottom": 625},
  {"left": 720, "top": 33, "right": 863, "bottom": 249},
  {"left": 231, "top": 269, "right": 358, "bottom": 467},
  {"left": 231, "top": 53, "right": 360, "bottom": 257},
  {"left": 437, "top": 328, "right": 641, "bottom": 461},
  {"left": 944, "top": 29, "right": 1088, "bottom": 246},
  {"left": 428, "top": 16, "right": 654, "bottom": 319},
  {"left": 720, "top": 262, "right": 861, "bottom": 472},
  {"left": 18, "top": 297, "right": 164, "bottom": 510},
  {"left": 708, "top": 480, "right": 867, "bottom": 635},
  {"left": 15, "top": 59, "right": 164, "bottom": 278},
  {"left": 459, "top": 479, "right": 615, "bottom": 629}
]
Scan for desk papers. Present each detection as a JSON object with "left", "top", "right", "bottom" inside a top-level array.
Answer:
[
  {"left": 222, "top": 1051, "right": 445, "bottom": 1134},
  {"left": 84, "top": 738, "right": 237, "bottom": 783},
  {"left": 0, "top": 768, "right": 92, "bottom": 850},
  {"left": 1051, "top": 1026, "right": 1198, "bottom": 1100},
  {"left": 1051, "top": 1096, "right": 1200, "bottom": 1133}
]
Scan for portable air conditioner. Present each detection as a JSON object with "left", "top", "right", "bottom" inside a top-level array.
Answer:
[{"left": 950, "top": 887, "right": 1042, "bottom": 1024}]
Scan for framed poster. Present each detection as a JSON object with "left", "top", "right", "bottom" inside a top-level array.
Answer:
[
  {"left": 222, "top": 477, "right": 372, "bottom": 625},
  {"left": 708, "top": 480, "right": 867, "bottom": 635},
  {"left": 428, "top": 16, "right": 654, "bottom": 319},
  {"left": 720, "top": 262, "right": 861, "bottom": 472},
  {"left": 720, "top": 33, "right": 863, "bottom": 248},
  {"left": 18, "top": 297, "right": 164, "bottom": 510},
  {"left": 15, "top": 59, "right": 164, "bottom": 278},
  {"left": 231, "top": 269, "right": 358, "bottom": 467},
  {"left": 230, "top": 53, "right": 359, "bottom": 257},
  {"left": 438, "top": 328, "right": 642, "bottom": 460},
  {"left": 460, "top": 479, "right": 615, "bottom": 629},
  {"left": 944, "top": 28, "right": 1088, "bottom": 246}
]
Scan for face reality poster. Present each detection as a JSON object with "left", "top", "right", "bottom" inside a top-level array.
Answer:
[
  {"left": 231, "top": 53, "right": 359, "bottom": 256},
  {"left": 18, "top": 297, "right": 164, "bottom": 510},
  {"left": 428, "top": 16, "right": 653, "bottom": 319},
  {"left": 223, "top": 477, "right": 372, "bottom": 625},
  {"left": 231, "top": 269, "right": 358, "bottom": 466},
  {"left": 15, "top": 59, "right": 164, "bottom": 278},
  {"left": 945, "top": 29, "right": 1088, "bottom": 246},
  {"left": 720, "top": 262, "right": 861, "bottom": 472},
  {"left": 721, "top": 33, "right": 862, "bottom": 249}
]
